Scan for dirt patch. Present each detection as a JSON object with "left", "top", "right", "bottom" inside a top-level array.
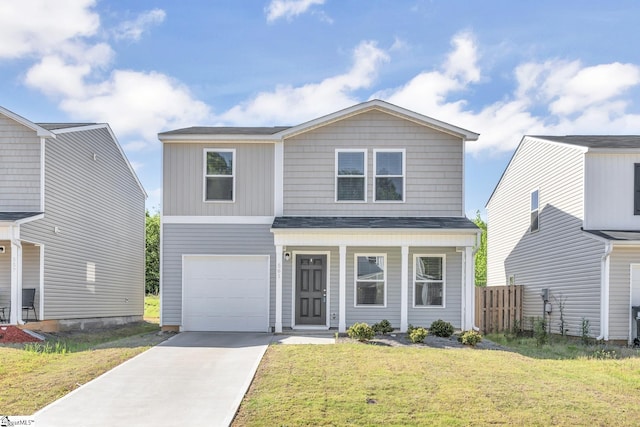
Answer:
[{"left": 338, "top": 332, "right": 507, "bottom": 350}]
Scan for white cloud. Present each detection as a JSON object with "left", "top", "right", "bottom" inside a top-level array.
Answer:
[
  {"left": 218, "top": 41, "right": 389, "bottom": 125},
  {"left": 265, "top": 0, "right": 325, "bottom": 23},
  {"left": 0, "top": 0, "right": 99, "bottom": 58},
  {"left": 114, "top": 9, "right": 166, "bottom": 42}
]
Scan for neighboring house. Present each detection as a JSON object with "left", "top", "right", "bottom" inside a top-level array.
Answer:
[
  {"left": 159, "top": 100, "right": 480, "bottom": 333},
  {"left": 0, "top": 107, "right": 146, "bottom": 330},
  {"left": 487, "top": 135, "right": 640, "bottom": 343}
]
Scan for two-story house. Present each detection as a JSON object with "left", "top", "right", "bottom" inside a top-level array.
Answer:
[
  {"left": 0, "top": 106, "right": 146, "bottom": 330},
  {"left": 487, "top": 135, "right": 640, "bottom": 343},
  {"left": 159, "top": 100, "right": 480, "bottom": 333}
]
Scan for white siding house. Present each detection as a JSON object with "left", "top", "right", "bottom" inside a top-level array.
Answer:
[
  {"left": 487, "top": 135, "right": 640, "bottom": 343},
  {"left": 159, "top": 100, "right": 481, "bottom": 333}
]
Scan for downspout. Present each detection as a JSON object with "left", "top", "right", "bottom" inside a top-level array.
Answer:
[
  {"left": 472, "top": 230, "right": 481, "bottom": 331},
  {"left": 597, "top": 241, "right": 613, "bottom": 341}
]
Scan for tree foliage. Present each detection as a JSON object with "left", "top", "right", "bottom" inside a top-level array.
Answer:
[
  {"left": 145, "top": 211, "right": 160, "bottom": 295},
  {"left": 473, "top": 210, "right": 487, "bottom": 286}
]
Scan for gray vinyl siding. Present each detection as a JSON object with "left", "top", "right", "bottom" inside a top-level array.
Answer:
[
  {"left": 408, "top": 248, "right": 462, "bottom": 329},
  {"left": 161, "top": 223, "right": 275, "bottom": 327},
  {"left": 21, "top": 127, "right": 145, "bottom": 320},
  {"left": 487, "top": 138, "right": 603, "bottom": 337},
  {"left": 0, "top": 116, "right": 41, "bottom": 211},
  {"left": 163, "top": 143, "right": 274, "bottom": 216},
  {"left": 609, "top": 247, "right": 640, "bottom": 341},
  {"left": 284, "top": 247, "right": 339, "bottom": 329},
  {"left": 345, "top": 247, "right": 402, "bottom": 328},
  {"left": 283, "top": 110, "right": 464, "bottom": 216}
]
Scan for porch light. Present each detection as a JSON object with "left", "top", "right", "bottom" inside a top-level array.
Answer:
[{"left": 284, "top": 252, "right": 291, "bottom": 261}]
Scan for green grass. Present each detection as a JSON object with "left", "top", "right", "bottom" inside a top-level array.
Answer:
[
  {"left": 0, "top": 321, "right": 161, "bottom": 414},
  {"left": 233, "top": 343, "right": 640, "bottom": 426},
  {"left": 144, "top": 294, "right": 160, "bottom": 323}
]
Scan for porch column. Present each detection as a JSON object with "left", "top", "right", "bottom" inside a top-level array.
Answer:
[
  {"left": 275, "top": 245, "right": 283, "bottom": 333},
  {"left": 464, "top": 246, "right": 474, "bottom": 330},
  {"left": 339, "top": 245, "right": 346, "bottom": 333},
  {"left": 9, "top": 239, "right": 22, "bottom": 324},
  {"left": 400, "top": 246, "right": 409, "bottom": 332}
]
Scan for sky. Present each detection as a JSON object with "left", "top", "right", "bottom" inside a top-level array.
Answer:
[{"left": 1, "top": 0, "right": 639, "bottom": 218}]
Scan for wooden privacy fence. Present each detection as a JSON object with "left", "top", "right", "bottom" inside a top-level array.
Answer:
[{"left": 475, "top": 285, "right": 523, "bottom": 334}]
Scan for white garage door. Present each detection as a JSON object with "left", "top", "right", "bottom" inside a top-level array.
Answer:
[{"left": 182, "top": 255, "right": 270, "bottom": 332}]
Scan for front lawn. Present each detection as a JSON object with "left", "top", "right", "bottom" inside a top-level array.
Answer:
[
  {"left": 0, "top": 321, "right": 162, "bottom": 415},
  {"left": 233, "top": 343, "right": 640, "bottom": 426}
]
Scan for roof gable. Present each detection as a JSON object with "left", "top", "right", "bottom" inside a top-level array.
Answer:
[{"left": 0, "top": 106, "right": 55, "bottom": 138}]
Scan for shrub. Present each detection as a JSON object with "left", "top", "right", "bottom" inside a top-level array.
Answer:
[
  {"left": 409, "top": 327, "right": 428, "bottom": 343},
  {"left": 407, "top": 324, "right": 415, "bottom": 335},
  {"left": 347, "top": 322, "right": 375, "bottom": 342},
  {"left": 581, "top": 318, "right": 591, "bottom": 346},
  {"left": 459, "top": 330, "right": 482, "bottom": 346},
  {"left": 372, "top": 319, "right": 393, "bottom": 335},
  {"left": 429, "top": 319, "right": 454, "bottom": 337},
  {"left": 533, "top": 317, "right": 548, "bottom": 346}
]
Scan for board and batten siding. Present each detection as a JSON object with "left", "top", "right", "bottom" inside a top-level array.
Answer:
[
  {"left": 283, "top": 110, "right": 464, "bottom": 216},
  {"left": 161, "top": 223, "right": 276, "bottom": 327},
  {"left": 609, "top": 247, "right": 640, "bottom": 341},
  {"left": 408, "top": 247, "right": 462, "bottom": 328},
  {"left": 487, "top": 137, "right": 603, "bottom": 336},
  {"left": 21, "top": 127, "right": 146, "bottom": 320},
  {"left": 163, "top": 143, "right": 274, "bottom": 216},
  {"left": 584, "top": 153, "right": 640, "bottom": 230},
  {"left": 0, "top": 116, "right": 41, "bottom": 211}
]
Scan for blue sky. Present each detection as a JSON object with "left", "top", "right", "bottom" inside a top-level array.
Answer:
[{"left": 2, "top": 0, "right": 639, "bottom": 217}]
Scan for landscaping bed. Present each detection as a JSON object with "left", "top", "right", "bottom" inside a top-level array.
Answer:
[{"left": 338, "top": 332, "right": 506, "bottom": 350}]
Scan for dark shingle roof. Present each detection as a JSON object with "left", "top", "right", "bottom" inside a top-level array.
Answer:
[
  {"left": 272, "top": 216, "right": 478, "bottom": 230},
  {"left": 159, "top": 126, "right": 291, "bottom": 136},
  {"left": 532, "top": 135, "right": 640, "bottom": 149},
  {"left": 583, "top": 229, "right": 640, "bottom": 241},
  {"left": 0, "top": 212, "right": 42, "bottom": 222},
  {"left": 37, "top": 123, "right": 97, "bottom": 130}
]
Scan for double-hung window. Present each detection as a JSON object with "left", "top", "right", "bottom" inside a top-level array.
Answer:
[
  {"left": 355, "top": 254, "right": 386, "bottom": 306},
  {"left": 204, "top": 149, "right": 235, "bottom": 202},
  {"left": 530, "top": 189, "right": 539, "bottom": 232},
  {"left": 414, "top": 255, "right": 445, "bottom": 307},
  {"left": 374, "top": 149, "right": 405, "bottom": 201},
  {"left": 336, "top": 150, "right": 366, "bottom": 201}
]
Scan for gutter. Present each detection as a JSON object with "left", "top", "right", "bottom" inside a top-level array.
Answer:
[
  {"left": 597, "top": 241, "right": 613, "bottom": 341},
  {"left": 472, "top": 229, "right": 481, "bottom": 331}
]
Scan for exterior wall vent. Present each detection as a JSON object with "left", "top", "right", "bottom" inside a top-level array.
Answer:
[{"left": 0, "top": 246, "right": 5, "bottom": 254}]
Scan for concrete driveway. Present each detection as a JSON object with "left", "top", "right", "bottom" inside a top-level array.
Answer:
[{"left": 34, "top": 332, "right": 272, "bottom": 427}]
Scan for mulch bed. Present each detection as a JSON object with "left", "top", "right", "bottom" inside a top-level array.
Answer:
[
  {"left": 0, "top": 326, "right": 43, "bottom": 343},
  {"left": 338, "top": 333, "right": 507, "bottom": 350}
]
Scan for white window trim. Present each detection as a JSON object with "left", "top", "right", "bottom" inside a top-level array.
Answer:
[
  {"left": 354, "top": 253, "right": 387, "bottom": 308},
  {"left": 335, "top": 149, "right": 367, "bottom": 203},
  {"left": 412, "top": 254, "right": 446, "bottom": 309},
  {"left": 373, "top": 149, "right": 406, "bottom": 203},
  {"left": 530, "top": 188, "right": 539, "bottom": 233},
  {"left": 203, "top": 148, "right": 236, "bottom": 203}
]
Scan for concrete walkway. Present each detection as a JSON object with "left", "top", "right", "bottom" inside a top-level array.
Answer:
[{"left": 34, "top": 332, "right": 272, "bottom": 427}]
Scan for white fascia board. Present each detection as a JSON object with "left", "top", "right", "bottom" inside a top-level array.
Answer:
[
  {"left": 54, "top": 124, "right": 148, "bottom": 198},
  {"left": 162, "top": 215, "right": 274, "bottom": 225},
  {"left": 15, "top": 213, "right": 44, "bottom": 225},
  {"left": 581, "top": 230, "right": 640, "bottom": 246},
  {"left": 0, "top": 106, "right": 55, "bottom": 138},
  {"left": 158, "top": 134, "right": 279, "bottom": 143},
  {"left": 271, "top": 228, "right": 478, "bottom": 247},
  {"left": 277, "top": 99, "right": 479, "bottom": 141}
]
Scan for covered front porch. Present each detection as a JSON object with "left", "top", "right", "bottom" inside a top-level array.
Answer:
[
  {"left": 0, "top": 213, "right": 44, "bottom": 325},
  {"left": 271, "top": 217, "right": 480, "bottom": 333}
]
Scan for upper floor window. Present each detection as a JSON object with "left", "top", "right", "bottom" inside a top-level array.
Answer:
[
  {"left": 355, "top": 254, "right": 386, "bottom": 306},
  {"left": 634, "top": 164, "right": 640, "bottom": 215},
  {"left": 530, "top": 189, "right": 539, "bottom": 232},
  {"left": 374, "top": 149, "right": 405, "bottom": 202},
  {"left": 336, "top": 150, "right": 366, "bottom": 202},
  {"left": 204, "top": 149, "right": 235, "bottom": 202},
  {"left": 414, "top": 255, "right": 445, "bottom": 307}
]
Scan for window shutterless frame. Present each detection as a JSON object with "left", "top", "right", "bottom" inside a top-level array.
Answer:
[
  {"left": 203, "top": 148, "right": 235, "bottom": 202},
  {"left": 373, "top": 149, "right": 406, "bottom": 202},
  {"left": 354, "top": 253, "right": 387, "bottom": 307},
  {"left": 335, "top": 149, "right": 367, "bottom": 202},
  {"left": 413, "top": 254, "right": 446, "bottom": 308},
  {"left": 530, "top": 188, "right": 539, "bottom": 232}
]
